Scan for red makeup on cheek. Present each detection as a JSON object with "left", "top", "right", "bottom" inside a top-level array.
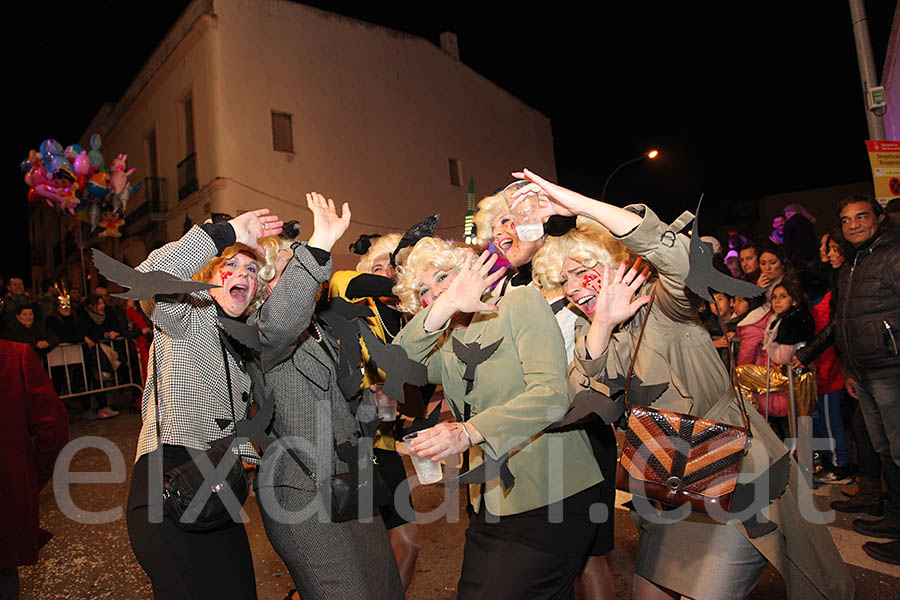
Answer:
[
  {"left": 582, "top": 271, "right": 600, "bottom": 290},
  {"left": 219, "top": 271, "right": 233, "bottom": 285}
]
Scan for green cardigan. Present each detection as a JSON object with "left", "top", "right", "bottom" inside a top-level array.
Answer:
[{"left": 395, "top": 286, "right": 603, "bottom": 516}]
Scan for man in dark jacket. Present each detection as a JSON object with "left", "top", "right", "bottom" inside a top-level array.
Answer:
[
  {"left": 830, "top": 195, "right": 900, "bottom": 565},
  {"left": 0, "top": 340, "right": 69, "bottom": 597}
]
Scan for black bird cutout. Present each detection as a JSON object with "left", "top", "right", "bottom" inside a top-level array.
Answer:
[
  {"left": 358, "top": 323, "right": 428, "bottom": 403},
  {"left": 217, "top": 315, "right": 262, "bottom": 351},
  {"left": 684, "top": 196, "right": 765, "bottom": 302},
  {"left": 451, "top": 337, "right": 504, "bottom": 394},
  {"left": 399, "top": 404, "right": 442, "bottom": 438},
  {"left": 234, "top": 390, "right": 277, "bottom": 453},
  {"left": 730, "top": 452, "right": 790, "bottom": 539},
  {"left": 390, "top": 214, "right": 439, "bottom": 267},
  {"left": 605, "top": 371, "right": 670, "bottom": 411},
  {"left": 546, "top": 387, "right": 625, "bottom": 432},
  {"left": 318, "top": 297, "right": 374, "bottom": 375},
  {"left": 92, "top": 249, "right": 219, "bottom": 300},
  {"left": 455, "top": 451, "right": 515, "bottom": 490}
]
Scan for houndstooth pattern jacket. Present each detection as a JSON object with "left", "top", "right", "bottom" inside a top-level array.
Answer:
[
  {"left": 248, "top": 243, "right": 368, "bottom": 492},
  {"left": 135, "top": 226, "right": 256, "bottom": 462}
]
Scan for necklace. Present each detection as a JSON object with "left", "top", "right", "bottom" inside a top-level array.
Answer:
[
  {"left": 374, "top": 302, "right": 402, "bottom": 339},
  {"left": 310, "top": 321, "right": 323, "bottom": 343}
]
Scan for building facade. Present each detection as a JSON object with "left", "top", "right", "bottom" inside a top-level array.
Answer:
[{"left": 29, "top": 0, "right": 556, "bottom": 287}]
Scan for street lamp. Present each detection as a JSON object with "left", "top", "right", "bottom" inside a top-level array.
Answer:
[{"left": 600, "top": 149, "right": 660, "bottom": 203}]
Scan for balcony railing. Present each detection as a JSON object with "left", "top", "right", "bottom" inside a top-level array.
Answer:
[{"left": 177, "top": 152, "right": 198, "bottom": 201}]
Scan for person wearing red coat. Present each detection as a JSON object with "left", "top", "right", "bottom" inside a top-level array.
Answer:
[
  {"left": 0, "top": 340, "right": 69, "bottom": 598},
  {"left": 807, "top": 291, "right": 851, "bottom": 482}
]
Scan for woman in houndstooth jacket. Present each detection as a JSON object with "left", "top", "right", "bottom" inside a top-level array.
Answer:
[
  {"left": 125, "top": 209, "right": 283, "bottom": 600},
  {"left": 248, "top": 193, "right": 403, "bottom": 600}
]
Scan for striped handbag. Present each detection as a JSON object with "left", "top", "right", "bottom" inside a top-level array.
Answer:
[{"left": 614, "top": 296, "right": 751, "bottom": 515}]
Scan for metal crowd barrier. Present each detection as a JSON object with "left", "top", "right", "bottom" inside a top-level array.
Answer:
[{"left": 44, "top": 338, "right": 143, "bottom": 400}]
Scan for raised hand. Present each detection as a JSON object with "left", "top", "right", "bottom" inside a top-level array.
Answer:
[
  {"left": 306, "top": 192, "right": 351, "bottom": 252},
  {"left": 442, "top": 251, "right": 506, "bottom": 314},
  {"left": 229, "top": 208, "right": 284, "bottom": 254},
  {"left": 510, "top": 169, "right": 643, "bottom": 236},
  {"left": 585, "top": 259, "right": 652, "bottom": 358},
  {"left": 423, "top": 251, "right": 506, "bottom": 332},
  {"left": 592, "top": 259, "right": 652, "bottom": 327},
  {"left": 509, "top": 169, "right": 593, "bottom": 220}
]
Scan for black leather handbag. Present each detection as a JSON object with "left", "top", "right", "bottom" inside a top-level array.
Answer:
[
  {"left": 155, "top": 341, "right": 250, "bottom": 532},
  {"left": 278, "top": 436, "right": 389, "bottom": 523},
  {"left": 162, "top": 436, "right": 249, "bottom": 531}
]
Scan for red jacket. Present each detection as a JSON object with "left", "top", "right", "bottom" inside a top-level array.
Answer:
[
  {"left": 0, "top": 340, "right": 69, "bottom": 567},
  {"left": 810, "top": 292, "right": 844, "bottom": 395}
]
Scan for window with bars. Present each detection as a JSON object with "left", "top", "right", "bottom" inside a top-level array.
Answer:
[{"left": 272, "top": 111, "right": 294, "bottom": 153}]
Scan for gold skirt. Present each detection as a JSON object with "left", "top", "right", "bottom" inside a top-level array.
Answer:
[{"left": 734, "top": 364, "right": 817, "bottom": 432}]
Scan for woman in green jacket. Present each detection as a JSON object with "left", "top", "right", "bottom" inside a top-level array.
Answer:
[{"left": 394, "top": 236, "right": 611, "bottom": 599}]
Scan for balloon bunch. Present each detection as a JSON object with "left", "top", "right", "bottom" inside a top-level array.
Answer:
[{"left": 20, "top": 134, "right": 143, "bottom": 238}]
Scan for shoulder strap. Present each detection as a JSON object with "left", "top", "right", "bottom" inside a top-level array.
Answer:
[{"left": 623, "top": 295, "right": 654, "bottom": 415}]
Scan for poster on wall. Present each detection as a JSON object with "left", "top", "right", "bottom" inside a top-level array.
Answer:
[{"left": 865, "top": 140, "right": 900, "bottom": 207}]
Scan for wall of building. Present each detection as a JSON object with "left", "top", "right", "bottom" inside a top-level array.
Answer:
[
  {"left": 211, "top": 0, "right": 556, "bottom": 268},
  {"left": 32, "top": 0, "right": 557, "bottom": 279}
]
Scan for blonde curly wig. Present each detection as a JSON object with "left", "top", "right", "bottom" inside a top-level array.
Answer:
[
  {"left": 393, "top": 237, "right": 472, "bottom": 314},
  {"left": 355, "top": 233, "right": 402, "bottom": 273},
  {"left": 472, "top": 192, "right": 508, "bottom": 247},
  {"left": 192, "top": 242, "right": 266, "bottom": 311},
  {"left": 532, "top": 219, "right": 634, "bottom": 291},
  {"left": 257, "top": 235, "right": 293, "bottom": 284}
]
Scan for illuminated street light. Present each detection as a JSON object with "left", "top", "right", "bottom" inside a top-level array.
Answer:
[{"left": 600, "top": 149, "right": 660, "bottom": 203}]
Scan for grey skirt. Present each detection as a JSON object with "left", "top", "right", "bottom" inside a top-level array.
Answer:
[
  {"left": 257, "top": 485, "right": 403, "bottom": 600},
  {"left": 633, "top": 511, "right": 766, "bottom": 600}
]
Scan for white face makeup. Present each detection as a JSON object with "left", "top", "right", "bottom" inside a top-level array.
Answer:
[
  {"left": 209, "top": 252, "right": 260, "bottom": 317},
  {"left": 417, "top": 266, "right": 457, "bottom": 309},
  {"left": 561, "top": 257, "right": 603, "bottom": 321}
]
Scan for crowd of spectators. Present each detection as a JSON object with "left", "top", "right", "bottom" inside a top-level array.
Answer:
[
  {"left": 0, "top": 278, "right": 151, "bottom": 419},
  {"left": 699, "top": 196, "right": 900, "bottom": 565}
]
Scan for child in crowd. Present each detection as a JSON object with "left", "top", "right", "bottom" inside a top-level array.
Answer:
[{"left": 737, "top": 279, "right": 815, "bottom": 439}]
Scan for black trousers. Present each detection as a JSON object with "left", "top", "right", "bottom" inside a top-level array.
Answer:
[{"left": 126, "top": 449, "right": 257, "bottom": 600}]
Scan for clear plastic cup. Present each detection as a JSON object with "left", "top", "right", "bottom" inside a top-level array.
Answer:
[
  {"left": 371, "top": 383, "right": 397, "bottom": 421},
  {"left": 402, "top": 431, "right": 443, "bottom": 484},
  {"left": 502, "top": 180, "right": 545, "bottom": 242}
]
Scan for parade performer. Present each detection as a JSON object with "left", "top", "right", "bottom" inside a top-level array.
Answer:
[
  {"left": 394, "top": 237, "right": 607, "bottom": 598},
  {"left": 249, "top": 194, "right": 403, "bottom": 600},
  {"left": 519, "top": 169, "right": 852, "bottom": 600}
]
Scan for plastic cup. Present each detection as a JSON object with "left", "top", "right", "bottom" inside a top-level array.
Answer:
[
  {"left": 374, "top": 388, "right": 397, "bottom": 421},
  {"left": 402, "top": 431, "right": 443, "bottom": 484},
  {"left": 502, "top": 180, "right": 545, "bottom": 242}
]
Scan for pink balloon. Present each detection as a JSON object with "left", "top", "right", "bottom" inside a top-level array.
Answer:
[{"left": 74, "top": 150, "right": 91, "bottom": 175}]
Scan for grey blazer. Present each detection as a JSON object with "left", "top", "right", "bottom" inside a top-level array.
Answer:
[{"left": 248, "top": 243, "right": 368, "bottom": 492}]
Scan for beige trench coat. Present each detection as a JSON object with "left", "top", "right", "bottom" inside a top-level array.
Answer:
[{"left": 571, "top": 205, "right": 853, "bottom": 600}]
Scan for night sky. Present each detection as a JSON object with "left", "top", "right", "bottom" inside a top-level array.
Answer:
[{"left": 2, "top": 0, "right": 896, "bottom": 287}]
